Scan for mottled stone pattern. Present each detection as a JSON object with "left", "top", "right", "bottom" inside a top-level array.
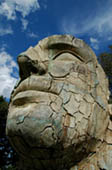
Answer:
[{"left": 6, "top": 35, "right": 112, "bottom": 170}]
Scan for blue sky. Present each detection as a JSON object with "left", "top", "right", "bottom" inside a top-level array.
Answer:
[{"left": 0, "top": 0, "right": 112, "bottom": 99}]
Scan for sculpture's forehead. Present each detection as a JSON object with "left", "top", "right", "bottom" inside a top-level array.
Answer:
[{"left": 37, "top": 35, "right": 97, "bottom": 63}]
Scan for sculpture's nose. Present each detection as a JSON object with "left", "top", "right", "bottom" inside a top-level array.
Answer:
[{"left": 18, "top": 54, "right": 47, "bottom": 80}]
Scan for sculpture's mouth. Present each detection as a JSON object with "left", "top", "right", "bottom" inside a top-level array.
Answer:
[
  {"left": 12, "top": 90, "right": 58, "bottom": 106},
  {"left": 11, "top": 75, "right": 63, "bottom": 106}
]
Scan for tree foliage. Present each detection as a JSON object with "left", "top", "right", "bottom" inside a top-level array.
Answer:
[
  {"left": 0, "top": 96, "right": 17, "bottom": 169},
  {"left": 99, "top": 45, "right": 112, "bottom": 97}
]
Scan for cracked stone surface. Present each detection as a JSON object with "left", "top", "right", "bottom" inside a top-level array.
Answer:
[{"left": 6, "top": 35, "right": 112, "bottom": 170}]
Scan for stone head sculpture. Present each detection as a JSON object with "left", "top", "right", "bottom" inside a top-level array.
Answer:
[{"left": 6, "top": 35, "right": 111, "bottom": 170}]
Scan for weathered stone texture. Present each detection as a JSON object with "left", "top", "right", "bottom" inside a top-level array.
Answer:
[{"left": 6, "top": 35, "right": 112, "bottom": 170}]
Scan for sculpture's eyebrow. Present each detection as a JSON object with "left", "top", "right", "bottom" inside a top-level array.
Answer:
[{"left": 47, "top": 43, "right": 85, "bottom": 62}]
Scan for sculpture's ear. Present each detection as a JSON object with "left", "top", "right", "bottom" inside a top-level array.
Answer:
[{"left": 105, "top": 104, "right": 112, "bottom": 144}]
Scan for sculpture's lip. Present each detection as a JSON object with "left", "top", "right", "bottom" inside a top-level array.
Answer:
[
  {"left": 11, "top": 90, "right": 58, "bottom": 106},
  {"left": 11, "top": 75, "right": 63, "bottom": 103}
]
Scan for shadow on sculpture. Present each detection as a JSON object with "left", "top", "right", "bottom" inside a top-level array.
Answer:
[{"left": 6, "top": 35, "right": 112, "bottom": 170}]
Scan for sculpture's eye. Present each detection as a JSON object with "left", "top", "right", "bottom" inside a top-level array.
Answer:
[
  {"left": 48, "top": 52, "right": 87, "bottom": 78},
  {"left": 54, "top": 52, "right": 82, "bottom": 62},
  {"left": 48, "top": 52, "right": 82, "bottom": 78}
]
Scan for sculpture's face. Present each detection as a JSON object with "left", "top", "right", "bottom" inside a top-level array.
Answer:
[{"left": 6, "top": 35, "right": 110, "bottom": 169}]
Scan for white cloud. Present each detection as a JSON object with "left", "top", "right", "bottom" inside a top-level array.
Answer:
[
  {"left": 61, "top": 1, "right": 112, "bottom": 38},
  {"left": 0, "top": 2, "right": 16, "bottom": 20},
  {"left": 90, "top": 37, "right": 99, "bottom": 50},
  {"left": 0, "top": 0, "right": 40, "bottom": 20},
  {"left": 93, "top": 12, "right": 112, "bottom": 35},
  {"left": 0, "top": 49, "right": 18, "bottom": 98},
  {"left": 21, "top": 18, "right": 28, "bottom": 30},
  {"left": 0, "top": 26, "right": 13, "bottom": 36},
  {"left": 28, "top": 32, "right": 38, "bottom": 38}
]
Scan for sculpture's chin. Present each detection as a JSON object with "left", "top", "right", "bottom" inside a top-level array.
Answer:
[
  {"left": 7, "top": 102, "right": 62, "bottom": 145},
  {"left": 6, "top": 94, "right": 93, "bottom": 170},
  {"left": 6, "top": 90, "right": 101, "bottom": 168},
  {"left": 6, "top": 109, "right": 87, "bottom": 170},
  {"left": 6, "top": 102, "right": 79, "bottom": 169}
]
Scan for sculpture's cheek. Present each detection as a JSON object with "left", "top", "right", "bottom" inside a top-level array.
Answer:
[
  {"left": 88, "top": 103, "right": 109, "bottom": 141},
  {"left": 6, "top": 102, "right": 65, "bottom": 148}
]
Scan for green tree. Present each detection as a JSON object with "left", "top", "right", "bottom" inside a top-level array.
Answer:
[
  {"left": 99, "top": 45, "right": 112, "bottom": 103},
  {"left": 0, "top": 96, "right": 17, "bottom": 169}
]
